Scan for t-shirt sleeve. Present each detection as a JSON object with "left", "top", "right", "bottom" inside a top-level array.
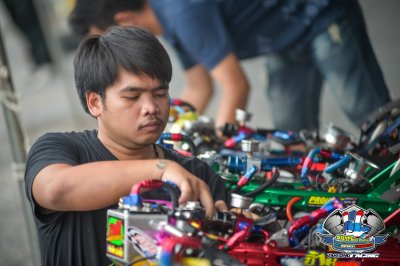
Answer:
[
  {"left": 25, "top": 133, "right": 79, "bottom": 221},
  {"left": 197, "top": 159, "right": 231, "bottom": 204},
  {"left": 171, "top": 1, "right": 233, "bottom": 70}
]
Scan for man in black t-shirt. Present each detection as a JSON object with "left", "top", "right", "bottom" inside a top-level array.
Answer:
[{"left": 24, "top": 26, "right": 229, "bottom": 266}]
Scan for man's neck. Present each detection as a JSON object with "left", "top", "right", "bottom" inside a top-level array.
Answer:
[{"left": 97, "top": 132, "right": 157, "bottom": 161}]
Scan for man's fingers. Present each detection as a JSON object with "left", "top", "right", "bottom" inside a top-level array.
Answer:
[
  {"left": 215, "top": 200, "right": 229, "bottom": 212},
  {"left": 215, "top": 127, "right": 227, "bottom": 141},
  {"left": 189, "top": 179, "right": 200, "bottom": 201},
  {"left": 169, "top": 169, "right": 212, "bottom": 216},
  {"left": 177, "top": 179, "right": 215, "bottom": 217},
  {"left": 198, "top": 184, "right": 214, "bottom": 217},
  {"left": 177, "top": 179, "right": 192, "bottom": 204},
  {"left": 230, "top": 208, "right": 260, "bottom": 220}
]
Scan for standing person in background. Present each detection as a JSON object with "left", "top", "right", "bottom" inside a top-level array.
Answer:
[
  {"left": 25, "top": 26, "right": 229, "bottom": 265},
  {"left": 69, "top": 0, "right": 391, "bottom": 135},
  {"left": 1, "top": 0, "right": 52, "bottom": 66}
]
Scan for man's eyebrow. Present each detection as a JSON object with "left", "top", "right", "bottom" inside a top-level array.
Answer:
[{"left": 120, "top": 84, "right": 169, "bottom": 93}]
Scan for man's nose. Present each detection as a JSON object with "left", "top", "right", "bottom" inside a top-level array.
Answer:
[{"left": 141, "top": 95, "right": 159, "bottom": 115}]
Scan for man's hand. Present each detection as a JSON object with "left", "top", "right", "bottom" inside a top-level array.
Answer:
[
  {"left": 230, "top": 208, "right": 260, "bottom": 220},
  {"left": 158, "top": 160, "right": 214, "bottom": 216},
  {"left": 215, "top": 200, "right": 229, "bottom": 212}
]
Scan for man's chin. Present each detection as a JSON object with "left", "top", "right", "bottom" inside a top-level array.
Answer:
[
  {"left": 135, "top": 128, "right": 165, "bottom": 144},
  {"left": 139, "top": 134, "right": 160, "bottom": 145}
]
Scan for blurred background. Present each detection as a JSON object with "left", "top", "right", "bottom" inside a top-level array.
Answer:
[{"left": 0, "top": 0, "right": 399, "bottom": 265}]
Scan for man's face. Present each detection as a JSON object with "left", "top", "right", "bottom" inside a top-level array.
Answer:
[{"left": 96, "top": 71, "right": 170, "bottom": 150}]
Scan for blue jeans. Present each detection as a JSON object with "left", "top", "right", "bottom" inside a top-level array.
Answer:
[{"left": 266, "top": 15, "right": 391, "bottom": 131}]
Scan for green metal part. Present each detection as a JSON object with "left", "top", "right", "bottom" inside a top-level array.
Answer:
[{"left": 221, "top": 161, "right": 400, "bottom": 217}]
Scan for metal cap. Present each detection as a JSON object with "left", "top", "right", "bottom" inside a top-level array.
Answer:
[
  {"left": 344, "top": 153, "right": 380, "bottom": 181},
  {"left": 241, "top": 140, "right": 260, "bottom": 153},
  {"left": 230, "top": 193, "right": 253, "bottom": 209},
  {"left": 323, "top": 123, "right": 354, "bottom": 150},
  {"left": 235, "top": 109, "right": 252, "bottom": 123}
]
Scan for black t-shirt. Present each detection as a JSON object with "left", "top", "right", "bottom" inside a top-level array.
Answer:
[{"left": 25, "top": 129, "right": 229, "bottom": 266}]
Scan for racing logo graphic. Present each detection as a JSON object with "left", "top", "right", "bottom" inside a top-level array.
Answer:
[
  {"left": 317, "top": 205, "right": 389, "bottom": 253},
  {"left": 127, "top": 227, "right": 158, "bottom": 257}
]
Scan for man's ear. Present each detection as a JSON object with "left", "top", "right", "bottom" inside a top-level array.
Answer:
[
  {"left": 114, "top": 11, "right": 137, "bottom": 27},
  {"left": 86, "top": 92, "right": 102, "bottom": 117}
]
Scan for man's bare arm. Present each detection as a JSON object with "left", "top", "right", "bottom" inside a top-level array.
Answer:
[{"left": 32, "top": 159, "right": 214, "bottom": 215}]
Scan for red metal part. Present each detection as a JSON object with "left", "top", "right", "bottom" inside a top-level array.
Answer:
[
  {"left": 383, "top": 208, "right": 400, "bottom": 228},
  {"left": 130, "top": 179, "right": 163, "bottom": 194},
  {"left": 362, "top": 238, "right": 400, "bottom": 265},
  {"left": 226, "top": 237, "right": 400, "bottom": 265},
  {"left": 227, "top": 242, "right": 306, "bottom": 266}
]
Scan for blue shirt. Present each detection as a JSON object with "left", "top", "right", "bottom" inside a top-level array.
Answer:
[{"left": 151, "top": 0, "right": 345, "bottom": 70}]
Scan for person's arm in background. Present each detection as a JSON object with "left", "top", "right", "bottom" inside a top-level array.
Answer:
[
  {"left": 165, "top": 1, "right": 250, "bottom": 133},
  {"left": 181, "top": 53, "right": 249, "bottom": 135},
  {"left": 181, "top": 64, "right": 213, "bottom": 114},
  {"left": 210, "top": 52, "right": 249, "bottom": 130}
]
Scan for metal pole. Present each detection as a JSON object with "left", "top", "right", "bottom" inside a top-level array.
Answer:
[{"left": 0, "top": 26, "right": 41, "bottom": 266}]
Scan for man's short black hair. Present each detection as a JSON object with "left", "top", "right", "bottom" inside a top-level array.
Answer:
[
  {"left": 69, "top": 0, "right": 146, "bottom": 37},
  {"left": 73, "top": 26, "right": 172, "bottom": 114}
]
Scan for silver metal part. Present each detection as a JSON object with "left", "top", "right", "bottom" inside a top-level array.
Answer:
[
  {"left": 230, "top": 193, "right": 253, "bottom": 209},
  {"left": 247, "top": 156, "right": 262, "bottom": 173},
  {"left": 323, "top": 123, "right": 354, "bottom": 150},
  {"left": 197, "top": 150, "right": 221, "bottom": 167},
  {"left": 235, "top": 109, "right": 252, "bottom": 124},
  {"left": 174, "top": 201, "right": 205, "bottom": 220},
  {"left": 344, "top": 153, "right": 380, "bottom": 182},
  {"left": 242, "top": 140, "right": 262, "bottom": 172},
  {"left": 164, "top": 224, "right": 185, "bottom": 238},
  {"left": 390, "top": 157, "right": 400, "bottom": 177},
  {"left": 184, "top": 201, "right": 202, "bottom": 210},
  {"left": 368, "top": 120, "right": 387, "bottom": 145},
  {"left": 241, "top": 140, "right": 260, "bottom": 153},
  {"left": 268, "top": 229, "right": 289, "bottom": 247}
]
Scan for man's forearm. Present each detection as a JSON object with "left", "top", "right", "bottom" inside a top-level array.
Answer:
[{"left": 33, "top": 159, "right": 166, "bottom": 211}]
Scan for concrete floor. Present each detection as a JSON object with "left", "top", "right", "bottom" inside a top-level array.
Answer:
[{"left": 0, "top": 1, "right": 399, "bottom": 265}]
